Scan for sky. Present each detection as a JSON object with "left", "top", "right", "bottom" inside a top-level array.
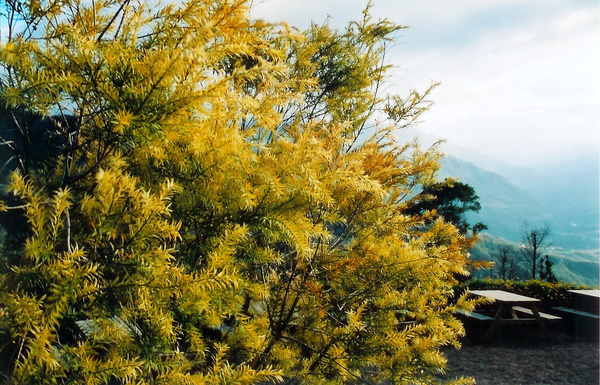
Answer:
[{"left": 250, "top": 0, "right": 600, "bottom": 168}]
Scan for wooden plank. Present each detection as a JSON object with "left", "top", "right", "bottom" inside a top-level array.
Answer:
[
  {"left": 513, "top": 306, "right": 562, "bottom": 320},
  {"left": 567, "top": 290, "right": 600, "bottom": 298},
  {"left": 553, "top": 307, "right": 600, "bottom": 319},
  {"left": 456, "top": 309, "right": 493, "bottom": 321},
  {"left": 470, "top": 290, "right": 540, "bottom": 303},
  {"left": 470, "top": 313, "right": 493, "bottom": 321},
  {"left": 496, "top": 318, "right": 538, "bottom": 324}
]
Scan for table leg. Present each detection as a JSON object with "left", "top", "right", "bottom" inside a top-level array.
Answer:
[
  {"left": 484, "top": 303, "right": 505, "bottom": 341},
  {"left": 530, "top": 304, "right": 551, "bottom": 337}
]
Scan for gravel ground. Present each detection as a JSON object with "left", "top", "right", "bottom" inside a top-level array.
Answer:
[{"left": 437, "top": 335, "right": 599, "bottom": 385}]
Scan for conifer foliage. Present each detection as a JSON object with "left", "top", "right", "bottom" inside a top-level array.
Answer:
[{"left": 0, "top": 1, "right": 476, "bottom": 384}]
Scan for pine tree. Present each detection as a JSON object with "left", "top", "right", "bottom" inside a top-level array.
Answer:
[
  {"left": 538, "top": 255, "right": 557, "bottom": 283},
  {"left": 1, "top": 1, "right": 476, "bottom": 383}
]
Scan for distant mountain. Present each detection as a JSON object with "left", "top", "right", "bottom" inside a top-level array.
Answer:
[
  {"left": 401, "top": 132, "right": 599, "bottom": 285},
  {"left": 437, "top": 154, "right": 599, "bottom": 251},
  {"left": 531, "top": 153, "right": 600, "bottom": 250},
  {"left": 438, "top": 156, "right": 549, "bottom": 244}
]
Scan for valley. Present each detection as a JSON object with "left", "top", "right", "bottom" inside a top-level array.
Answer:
[{"left": 437, "top": 151, "right": 599, "bottom": 286}]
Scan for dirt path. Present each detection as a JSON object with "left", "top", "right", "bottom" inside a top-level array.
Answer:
[{"left": 437, "top": 338, "right": 599, "bottom": 385}]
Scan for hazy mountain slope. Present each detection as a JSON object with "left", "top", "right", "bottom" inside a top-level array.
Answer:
[
  {"left": 533, "top": 153, "right": 600, "bottom": 250},
  {"left": 438, "top": 156, "right": 552, "bottom": 243},
  {"left": 438, "top": 154, "right": 599, "bottom": 250},
  {"left": 435, "top": 153, "right": 599, "bottom": 285}
]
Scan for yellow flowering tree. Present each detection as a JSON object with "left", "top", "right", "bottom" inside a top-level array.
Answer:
[{"left": 0, "top": 1, "right": 475, "bottom": 384}]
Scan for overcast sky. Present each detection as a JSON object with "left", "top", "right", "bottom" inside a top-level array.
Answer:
[{"left": 251, "top": 0, "right": 599, "bottom": 168}]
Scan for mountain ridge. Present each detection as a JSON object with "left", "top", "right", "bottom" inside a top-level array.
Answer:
[
  {"left": 437, "top": 150, "right": 599, "bottom": 251},
  {"left": 435, "top": 153, "right": 599, "bottom": 285}
]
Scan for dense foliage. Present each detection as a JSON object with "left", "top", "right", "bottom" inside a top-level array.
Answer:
[
  {"left": 406, "top": 179, "right": 486, "bottom": 235},
  {"left": 457, "top": 279, "right": 593, "bottom": 312},
  {"left": 0, "top": 1, "right": 476, "bottom": 384}
]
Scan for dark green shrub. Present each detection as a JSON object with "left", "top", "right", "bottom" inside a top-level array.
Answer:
[{"left": 456, "top": 278, "right": 594, "bottom": 312}]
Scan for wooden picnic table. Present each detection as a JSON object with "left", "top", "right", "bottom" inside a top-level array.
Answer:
[
  {"left": 567, "top": 289, "right": 599, "bottom": 314},
  {"left": 568, "top": 289, "right": 600, "bottom": 298},
  {"left": 468, "top": 290, "right": 560, "bottom": 341},
  {"left": 553, "top": 289, "right": 599, "bottom": 339}
]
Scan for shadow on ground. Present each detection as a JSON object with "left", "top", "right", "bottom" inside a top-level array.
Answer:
[{"left": 437, "top": 326, "right": 599, "bottom": 385}]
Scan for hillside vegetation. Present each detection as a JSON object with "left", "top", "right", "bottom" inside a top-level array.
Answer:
[{"left": 470, "top": 234, "right": 599, "bottom": 286}]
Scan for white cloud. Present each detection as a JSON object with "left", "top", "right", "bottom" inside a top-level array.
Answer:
[
  {"left": 251, "top": 1, "right": 599, "bottom": 166},
  {"left": 401, "top": 5, "right": 599, "bottom": 166},
  {"left": 251, "top": 0, "right": 367, "bottom": 28}
]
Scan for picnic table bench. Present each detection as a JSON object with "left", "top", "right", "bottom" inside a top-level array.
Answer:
[
  {"left": 456, "top": 309, "right": 493, "bottom": 321},
  {"left": 463, "top": 290, "right": 561, "bottom": 341},
  {"left": 512, "top": 306, "right": 562, "bottom": 320}
]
